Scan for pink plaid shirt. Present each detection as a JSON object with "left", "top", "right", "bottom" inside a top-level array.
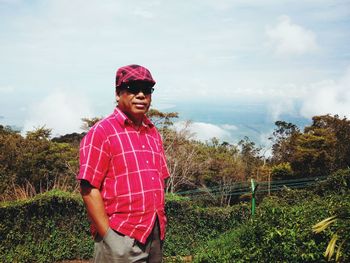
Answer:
[{"left": 77, "top": 107, "right": 169, "bottom": 244}]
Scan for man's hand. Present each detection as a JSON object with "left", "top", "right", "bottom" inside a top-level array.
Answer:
[{"left": 80, "top": 180, "right": 110, "bottom": 237}]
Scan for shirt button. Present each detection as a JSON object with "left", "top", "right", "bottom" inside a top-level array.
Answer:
[
  {"left": 146, "top": 160, "right": 149, "bottom": 164},
  {"left": 152, "top": 177, "right": 154, "bottom": 180},
  {"left": 142, "top": 145, "right": 145, "bottom": 149}
]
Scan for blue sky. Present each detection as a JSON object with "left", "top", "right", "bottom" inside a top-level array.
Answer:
[{"left": 1, "top": 0, "right": 350, "bottom": 149}]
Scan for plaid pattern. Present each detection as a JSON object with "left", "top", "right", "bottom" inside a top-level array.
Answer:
[
  {"left": 77, "top": 107, "right": 169, "bottom": 244},
  {"left": 115, "top": 64, "right": 156, "bottom": 89}
]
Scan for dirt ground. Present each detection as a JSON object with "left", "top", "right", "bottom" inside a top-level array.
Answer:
[{"left": 57, "top": 260, "right": 92, "bottom": 263}]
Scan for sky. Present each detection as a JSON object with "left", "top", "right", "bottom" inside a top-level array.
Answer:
[{"left": 1, "top": 0, "right": 350, "bottom": 150}]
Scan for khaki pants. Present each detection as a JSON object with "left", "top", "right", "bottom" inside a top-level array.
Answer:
[{"left": 94, "top": 219, "right": 163, "bottom": 263}]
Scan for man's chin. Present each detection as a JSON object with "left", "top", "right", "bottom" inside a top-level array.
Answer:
[{"left": 131, "top": 109, "right": 148, "bottom": 117}]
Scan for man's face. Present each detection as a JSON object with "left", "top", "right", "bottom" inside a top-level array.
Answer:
[{"left": 116, "top": 81, "right": 153, "bottom": 123}]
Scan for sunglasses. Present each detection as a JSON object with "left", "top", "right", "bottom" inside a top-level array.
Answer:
[{"left": 123, "top": 82, "right": 155, "bottom": 95}]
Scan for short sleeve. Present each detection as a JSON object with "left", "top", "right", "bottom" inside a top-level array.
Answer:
[{"left": 77, "top": 125, "right": 110, "bottom": 188}]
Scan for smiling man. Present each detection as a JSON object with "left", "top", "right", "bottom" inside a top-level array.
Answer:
[{"left": 77, "top": 64, "right": 169, "bottom": 263}]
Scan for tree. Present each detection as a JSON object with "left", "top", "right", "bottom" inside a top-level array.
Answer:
[
  {"left": 306, "top": 115, "right": 350, "bottom": 171},
  {"left": 184, "top": 138, "right": 247, "bottom": 206},
  {"left": 81, "top": 117, "right": 102, "bottom": 131},
  {"left": 270, "top": 121, "right": 300, "bottom": 164},
  {"left": 291, "top": 130, "right": 336, "bottom": 177},
  {"left": 162, "top": 122, "right": 201, "bottom": 193},
  {"left": 52, "top": 132, "right": 85, "bottom": 147},
  {"left": 0, "top": 125, "right": 24, "bottom": 194},
  {"left": 0, "top": 126, "right": 79, "bottom": 197},
  {"left": 238, "top": 136, "right": 263, "bottom": 180},
  {"left": 270, "top": 115, "right": 350, "bottom": 178},
  {"left": 146, "top": 108, "right": 179, "bottom": 129},
  {"left": 271, "top": 162, "right": 293, "bottom": 180}
]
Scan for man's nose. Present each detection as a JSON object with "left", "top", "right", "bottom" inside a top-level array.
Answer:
[{"left": 135, "top": 91, "right": 146, "bottom": 98}]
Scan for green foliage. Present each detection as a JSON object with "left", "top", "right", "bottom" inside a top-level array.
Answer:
[
  {"left": 165, "top": 197, "right": 250, "bottom": 257},
  {"left": 0, "top": 191, "right": 248, "bottom": 262},
  {"left": 194, "top": 170, "right": 350, "bottom": 263},
  {"left": 0, "top": 125, "right": 25, "bottom": 194},
  {"left": 52, "top": 132, "right": 85, "bottom": 147},
  {"left": 0, "top": 190, "right": 93, "bottom": 263},
  {"left": 307, "top": 115, "right": 350, "bottom": 171},
  {"left": 238, "top": 136, "right": 263, "bottom": 179},
  {"left": 0, "top": 126, "right": 79, "bottom": 197},
  {"left": 313, "top": 168, "right": 350, "bottom": 196},
  {"left": 147, "top": 108, "right": 179, "bottom": 129},
  {"left": 313, "top": 213, "right": 350, "bottom": 262},
  {"left": 270, "top": 115, "right": 350, "bottom": 178},
  {"left": 195, "top": 194, "right": 350, "bottom": 262},
  {"left": 271, "top": 162, "right": 294, "bottom": 180},
  {"left": 292, "top": 131, "right": 336, "bottom": 177},
  {"left": 270, "top": 120, "right": 300, "bottom": 164}
]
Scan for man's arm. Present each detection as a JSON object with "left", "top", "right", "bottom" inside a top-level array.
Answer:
[{"left": 80, "top": 180, "right": 110, "bottom": 237}]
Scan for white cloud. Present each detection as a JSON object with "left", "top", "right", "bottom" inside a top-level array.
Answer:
[
  {"left": 300, "top": 67, "right": 350, "bottom": 118},
  {"left": 22, "top": 91, "right": 94, "bottom": 136},
  {"left": 267, "top": 97, "right": 297, "bottom": 121},
  {"left": 173, "top": 121, "right": 235, "bottom": 142},
  {"left": 1, "top": 0, "right": 349, "bottom": 134},
  {"left": 266, "top": 15, "right": 318, "bottom": 56},
  {"left": 221, "top": 124, "right": 238, "bottom": 131},
  {"left": 263, "top": 66, "right": 350, "bottom": 121}
]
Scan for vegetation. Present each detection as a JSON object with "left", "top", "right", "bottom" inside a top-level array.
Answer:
[
  {"left": 194, "top": 169, "right": 350, "bottom": 263},
  {"left": 0, "top": 125, "right": 78, "bottom": 200},
  {"left": 1, "top": 112, "right": 350, "bottom": 261},
  {"left": 0, "top": 190, "right": 248, "bottom": 262}
]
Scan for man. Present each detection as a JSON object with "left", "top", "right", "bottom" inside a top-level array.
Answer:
[{"left": 77, "top": 64, "right": 169, "bottom": 262}]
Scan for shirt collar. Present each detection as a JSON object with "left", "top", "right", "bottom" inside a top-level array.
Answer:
[{"left": 113, "top": 107, "right": 154, "bottom": 129}]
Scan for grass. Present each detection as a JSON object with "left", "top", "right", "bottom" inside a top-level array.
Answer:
[{"left": 0, "top": 175, "right": 80, "bottom": 202}]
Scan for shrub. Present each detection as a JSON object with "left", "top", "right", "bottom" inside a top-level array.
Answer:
[
  {"left": 0, "top": 190, "right": 92, "bottom": 263},
  {"left": 313, "top": 168, "right": 350, "bottom": 196},
  {"left": 271, "top": 162, "right": 294, "bottom": 180},
  {"left": 165, "top": 198, "right": 249, "bottom": 257},
  {"left": 194, "top": 189, "right": 350, "bottom": 262},
  {"left": 0, "top": 191, "right": 248, "bottom": 262}
]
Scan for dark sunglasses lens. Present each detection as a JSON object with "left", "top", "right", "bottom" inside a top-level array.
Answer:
[
  {"left": 143, "top": 87, "right": 154, "bottom": 94},
  {"left": 127, "top": 84, "right": 154, "bottom": 95}
]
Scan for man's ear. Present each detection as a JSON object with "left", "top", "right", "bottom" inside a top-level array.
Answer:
[{"left": 115, "top": 90, "right": 120, "bottom": 103}]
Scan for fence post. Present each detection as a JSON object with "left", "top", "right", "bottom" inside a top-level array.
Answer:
[{"left": 251, "top": 178, "right": 258, "bottom": 216}]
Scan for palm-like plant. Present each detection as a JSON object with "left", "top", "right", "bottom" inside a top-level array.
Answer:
[{"left": 313, "top": 213, "right": 349, "bottom": 262}]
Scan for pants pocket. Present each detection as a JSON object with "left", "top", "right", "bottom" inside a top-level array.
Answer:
[
  {"left": 94, "top": 228, "right": 148, "bottom": 262},
  {"left": 103, "top": 228, "right": 128, "bottom": 258}
]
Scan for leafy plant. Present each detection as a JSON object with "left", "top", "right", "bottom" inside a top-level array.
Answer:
[{"left": 313, "top": 213, "right": 350, "bottom": 262}]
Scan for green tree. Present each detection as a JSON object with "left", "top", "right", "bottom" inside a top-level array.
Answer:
[
  {"left": 271, "top": 162, "right": 294, "bottom": 180},
  {"left": 270, "top": 115, "right": 350, "bottom": 178},
  {"left": 270, "top": 121, "right": 300, "bottom": 164},
  {"left": 238, "top": 136, "right": 263, "bottom": 180},
  {"left": 147, "top": 108, "right": 179, "bottom": 130},
  {"left": 0, "top": 126, "right": 79, "bottom": 198},
  {"left": 305, "top": 115, "right": 350, "bottom": 171},
  {"left": 0, "top": 125, "right": 24, "bottom": 194},
  {"left": 292, "top": 131, "right": 336, "bottom": 177}
]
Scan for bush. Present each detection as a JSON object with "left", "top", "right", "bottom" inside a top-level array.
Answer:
[
  {"left": 0, "top": 190, "right": 92, "bottom": 263},
  {"left": 271, "top": 162, "right": 294, "bottom": 180},
  {"left": 165, "top": 197, "right": 249, "bottom": 257},
  {"left": 194, "top": 175, "right": 350, "bottom": 263},
  {"left": 313, "top": 168, "right": 350, "bottom": 196},
  {"left": 0, "top": 191, "right": 248, "bottom": 262}
]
